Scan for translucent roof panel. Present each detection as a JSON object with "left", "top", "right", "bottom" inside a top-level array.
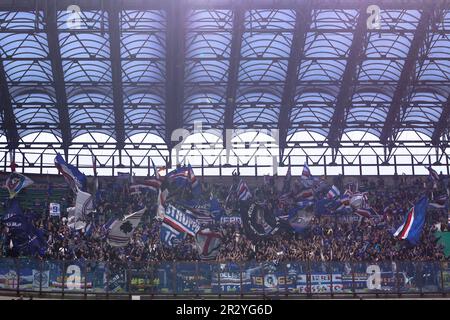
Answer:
[{"left": 0, "top": 2, "right": 448, "bottom": 153}]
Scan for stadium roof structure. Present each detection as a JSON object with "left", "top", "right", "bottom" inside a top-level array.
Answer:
[{"left": 0, "top": 0, "right": 449, "bottom": 176}]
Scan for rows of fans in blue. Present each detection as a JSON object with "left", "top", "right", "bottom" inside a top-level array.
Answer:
[{"left": 0, "top": 154, "right": 449, "bottom": 263}]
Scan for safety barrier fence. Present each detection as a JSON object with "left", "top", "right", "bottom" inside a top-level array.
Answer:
[{"left": 0, "top": 258, "right": 449, "bottom": 298}]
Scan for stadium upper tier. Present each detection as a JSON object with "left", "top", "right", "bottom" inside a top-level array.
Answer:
[{"left": 0, "top": 0, "right": 449, "bottom": 174}]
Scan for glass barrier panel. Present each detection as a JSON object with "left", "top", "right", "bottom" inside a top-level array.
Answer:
[
  {"left": 107, "top": 262, "right": 128, "bottom": 294},
  {"left": 0, "top": 258, "right": 18, "bottom": 291},
  {"left": 175, "top": 262, "right": 198, "bottom": 294},
  {"left": 286, "top": 262, "right": 309, "bottom": 295},
  {"left": 17, "top": 258, "right": 41, "bottom": 292},
  {"left": 129, "top": 262, "right": 157, "bottom": 294},
  {"left": 42, "top": 260, "right": 64, "bottom": 293},
  {"left": 330, "top": 262, "right": 353, "bottom": 294},
  {"left": 262, "top": 262, "right": 284, "bottom": 295},
  {"left": 242, "top": 261, "right": 262, "bottom": 295},
  {"left": 420, "top": 262, "right": 441, "bottom": 293},
  {"left": 309, "top": 261, "right": 333, "bottom": 295},
  {"left": 64, "top": 260, "right": 87, "bottom": 293},
  {"left": 397, "top": 261, "right": 420, "bottom": 293},
  {"left": 216, "top": 262, "right": 242, "bottom": 295},
  {"left": 155, "top": 262, "right": 174, "bottom": 294},
  {"left": 197, "top": 262, "right": 218, "bottom": 295},
  {"left": 85, "top": 260, "right": 107, "bottom": 293},
  {"left": 441, "top": 261, "right": 450, "bottom": 292}
]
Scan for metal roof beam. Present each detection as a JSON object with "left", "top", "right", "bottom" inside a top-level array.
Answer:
[
  {"left": 107, "top": 0, "right": 126, "bottom": 149},
  {"left": 223, "top": 5, "right": 245, "bottom": 146},
  {"left": 0, "top": 59, "right": 18, "bottom": 149},
  {"left": 0, "top": 0, "right": 433, "bottom": 11},
  {"left": 45, "top": 0, "right": 72, "bottom": 149},
  {"left": 327, "top": 8, "right": 368, "bottom": 144},
  {"left": 165, "top": 0, "right": 186, "bottom": 148},
  {"left": 278, "top": 3, "right": 312, "bottom": 155},
  {"left": 380, "top": 5, "right": 433, "bottom": 144},
  {"left": 432, "top": 96, "right": 450, "bottom": 145}
]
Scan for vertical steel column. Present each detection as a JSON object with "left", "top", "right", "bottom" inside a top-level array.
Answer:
[
  {"left": 351, "top": 262, "right": 356, "bottom": 298},
  {"left": 39, "top": 260, "right": 43, "bottom": 297},
  {"left": 106, "top": 262, "right": 110, "bottom": 299},
  {"left": 84, "top": 263, "right": 88, "bottom": 299},
  {"left": 217, "top": 262, "right": 221, "bottom": 298},
  {"left": 61, "top": 260, "right": 66, "bottom": 299},
  {"left": 15, "top": 258, "right": 20, "bottom": 296},
  {"left": 173, "top": 262, "right": 177, "bottom": 297}
]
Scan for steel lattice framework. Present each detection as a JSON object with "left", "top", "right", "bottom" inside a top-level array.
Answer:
[{"left": 0, "top": 0, "right": 449, "bottom": 176}]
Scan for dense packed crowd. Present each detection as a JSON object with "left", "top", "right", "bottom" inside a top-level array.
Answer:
[{"left": 0, "top": 172, "right": 449, "bottom": 263}]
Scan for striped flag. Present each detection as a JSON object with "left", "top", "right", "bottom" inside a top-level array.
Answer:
[
  {"left": 195, "top": 229, "right": 222, "bottom": 261},
  {"left": 54, "top": 153, "right": 86, "bottom": 192},
  {"left": 237, "top": 179, "right": 252, "bottom": 201},
  {"left": 107, "top": 207, "right": 146, "bottom": 247},
  {"left": 301, "top": 163, "right": 311, "bottom": 179},
  {"left": 394, "top": 196, "right": 429, "bottom": 245},
  {"left": 327, "top": 185, "right": 340, "bottom": 200}
]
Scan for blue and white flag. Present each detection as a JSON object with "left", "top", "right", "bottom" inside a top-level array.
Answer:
[
  {"left": 160, "top": 222, "right": 186, "bottom": 246},
  {"left": 427, "top": 166, "right": 439, "bottom": 183},
  {"left": 287, "top": 203, "right": 315, "bottom": 233},
  {"left": 195, "top": 228, "right": 221, "bottom": 260},
  {"left": 394, "top": 196, "right": 429, "bottom": 245},
  {"left": 54, "top": 153, "right": 86, "bottom": 192},
  {"left": 327, "top": 185, "right": 340, "bottom": 200},
  {"left": 5, "top": 172, "right": 34, "bottom": 199},
  {"left": 237, "top": 179, "right": 252, "bottom": 201},
  {"left": 107, "top": 207, "right": 146, "bottom": 247},
  {"left": 2, "top": 199, "right": 47, "bottom": 256},
  {"left": 301, "top": 163, "right": 311, "bottom": 179},
  {"left": 162, "top": 205, "right": 201, "bottom": 237}
]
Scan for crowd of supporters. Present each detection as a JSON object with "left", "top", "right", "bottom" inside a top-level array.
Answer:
[{"left": 0, "top": 172, "right": 449, "bottom": 263}]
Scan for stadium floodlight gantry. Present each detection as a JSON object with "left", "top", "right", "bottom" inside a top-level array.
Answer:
[{"left": 0, "top": 0, "right": 449, "bottom": 177}]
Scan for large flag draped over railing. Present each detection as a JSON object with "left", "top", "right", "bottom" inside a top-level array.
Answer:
[
  {"left": 54, "top": 153, "right": 86, "bottom": 192},
  {"left": 5, "top": 172, "right": 34, "bottom": 199},
  {"left": 394, "top": 195, "right": 429, "bottom": 245},
  {"left": 107, "top": 207, "right": 146, "bottom": 247}
]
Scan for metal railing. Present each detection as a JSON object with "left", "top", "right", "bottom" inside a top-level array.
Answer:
[{"left": 0, "top": 257, "right": 449, "bottom": 298}]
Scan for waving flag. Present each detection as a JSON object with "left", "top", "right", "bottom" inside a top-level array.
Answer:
[
  {"left": 429, "top": 194, "right": 448, "bottom": 209},
  {"left": 2, "top": 199, "right": 47, "bottom": 256},
  {"left": 301, "top": 163, "right": 311, "bottom": 179},
  {"left": 237, "top": 179, "right": 252, "bottom": 201},
  {"left": 195, "top": 229, "right": 222, "bottom": 261},
  {"left": 75, "top": 189, "right": 94, "bottom": 220},
  {"left": 107, "top": 207, "right": 146, "bottom": 247},
  {"left": 188, "top": 164, "right": 201, "bottom": 196},
  {"left": 327, "top": 185, "right": 340, "bottom": 200},
  {"left": 240, "top": 202, "right": 281, "bottom": 239},
  {"left": 156, "top": 188, "right": 169, "bottom": 220},
  {"left": 5, "top": 172, "right": 34, "bottom": 199},
  {"left": 162, "top": 205, "right": 200, "bottom": 237},
  {"left": 394, "top": 196, "right": 429, "bottom": 245},
  {"left": 287, "top": 202, "right": 315, "bottom": 233},
  {"left": 160, "top": 221, "right": 186, "bottom": 246},
  {"left": 282, "top": 166, "right": 292, "bottom": 193},
  {"left": 354, "top": 207, "right": 379, "bottom": 219},
  {"left": 54, "top": 153, "right": 86, "bottom": 192}
]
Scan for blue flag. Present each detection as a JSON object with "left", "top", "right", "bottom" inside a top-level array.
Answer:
[
  {"left": 54, "top": 153, "right": 86, "bottom": 192},
  {"left": 394, "top": 196, "right": 429, "bottom": 245},
  {"left": 2, "top": 199, "right": 47, "bottom": 256}
]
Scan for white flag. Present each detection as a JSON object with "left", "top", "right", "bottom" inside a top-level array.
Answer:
[{"left": 107, "top": 207, "right": 146, "bottom": 247}]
